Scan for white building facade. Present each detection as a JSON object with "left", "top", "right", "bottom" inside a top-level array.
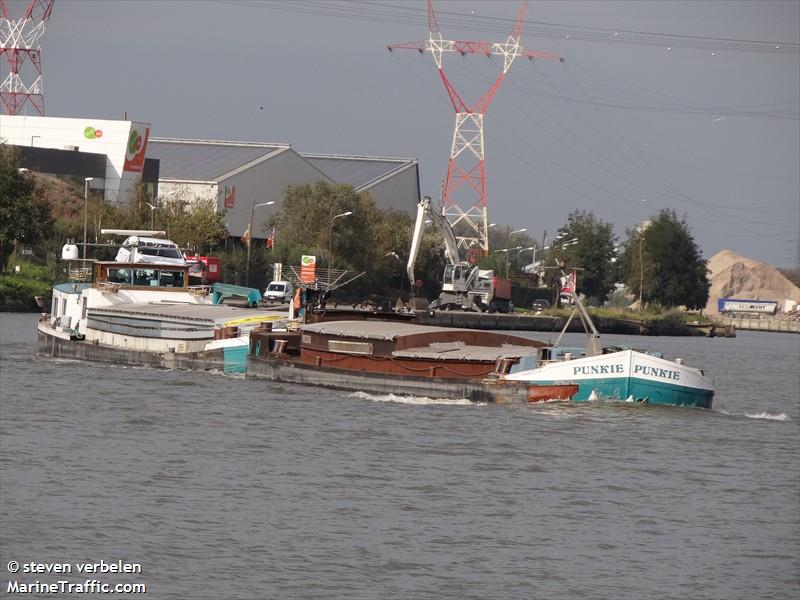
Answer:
[{"left": 0, "top": 114, "right": 151, "bottom": 202}]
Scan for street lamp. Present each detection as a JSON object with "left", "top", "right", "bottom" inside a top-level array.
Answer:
[
  {"left": 245, "top": 200, "right": 276, "bottom": 287},
  {"left": 83, "top": 177, "right": 94, "bottom": 260},
  {"left": 520, "top": 245, "right": 550, "bottom": 272},
  {"left": 146, "top": 202, "right": 157, "bottom": 229},
  {"left": 329, "top": 210, "right": 353, "bottom": 268},
  {"left": 636, "top": 220, "right": 651, "bottom": 312},
  {"left": 505, "top": 227, "right": 527, "bottom": 278},
  {"left": 145, "top": 190, "right": 175, "bottom": 231}
]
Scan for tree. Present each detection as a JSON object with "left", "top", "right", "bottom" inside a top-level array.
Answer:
[
  {"left": 263, "top": 181, "right": 448, "bottom": 301},
  {"left": 0, "top": 145, "right": 54, "bottom": 272},
  {"left": 620, "top": 209, "right": 709, "bottom": 309},
  {"left": 551, "top": 210, "right": 618, "bottom": 304},
  {"left": 160, "top": 197, "right": 227, "bottom": 253}
]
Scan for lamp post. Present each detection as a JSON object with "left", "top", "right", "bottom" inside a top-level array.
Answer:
[
  {"left": 146, "top": 201, "right": 157, "bottom": 230},
  {"left": 245, "top": 200, "right": 276, "bottom": 287},
  {"left": 83, "top": 177, "right": 94, "bottom": 260},
  {"left": 636, "top": 220, "right": 651, "bottom": 312},
  {"left": 521, "top": 244, "right": 550, "bottom": 272},
  {"left": 505, "top": 227, "right": 527, "bottom": 278},
  {"left": 145, "top": 191, "right": 174, "bottom": 231},
  {"left": 329, "top": 210, "right": 353, "bottom": 269}
]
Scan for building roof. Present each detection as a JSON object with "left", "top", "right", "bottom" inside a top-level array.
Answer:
[
  {"left": 147, "top": 138, "right": 417, "bottom": 190},
  {"left": 300, "top": 153, "right": 416, "bottom": 191},
  {"left": 148, "top": 138, "right": 289, "bottom": 181}
]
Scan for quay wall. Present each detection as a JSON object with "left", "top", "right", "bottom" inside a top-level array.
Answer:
[
  {"left": 717, "top": 317, "right": 800, "bottom": 334},
  {"left": 414, "top": 311, "right": 706, "bottom": 336}
]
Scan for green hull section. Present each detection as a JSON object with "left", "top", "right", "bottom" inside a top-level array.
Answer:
[
  {"left": 539, "top": 376, "right": 713, "bottom": 409},
  {"left": 223, "top": 346, "right": 248, "bottom": 373}
]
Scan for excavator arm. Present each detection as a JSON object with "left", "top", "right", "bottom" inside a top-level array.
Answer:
[{"left": 406, "top": 195, "right": 461, "bottom": 287}]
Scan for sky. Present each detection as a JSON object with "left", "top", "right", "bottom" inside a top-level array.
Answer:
[{"left": 13, "top": 0, "right": 800, "bottom": 267}]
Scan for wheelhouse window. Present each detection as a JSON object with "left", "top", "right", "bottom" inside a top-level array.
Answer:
[
  {"left": 133, "top": 269, "right": 159, "bottom": 287},
  {"left": 107, "top": 268, "right": 133, "bottom": 285},
  {"left": 159, "top": 270, "right": 185, "bottom": 288}
]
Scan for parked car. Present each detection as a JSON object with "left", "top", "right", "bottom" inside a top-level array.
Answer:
[
  {"left": 531, "top": 298, "right": 551, "bottom": 313},
  {"left": 263, "top": 280, "right": 294, "bottom": 303}
]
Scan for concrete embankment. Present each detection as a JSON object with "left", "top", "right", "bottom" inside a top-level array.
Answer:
[
  {"left": 414, "top": 311, "right": 731, "bottom": 336},
  {"left": 716, "top": 317, "right": 800, "bottom": 334}
]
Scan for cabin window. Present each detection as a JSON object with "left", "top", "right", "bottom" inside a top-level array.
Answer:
[
  {"left": 107, "top": 268, "right": 133, "bottom": 285},
  {"left": 52, "top": 296, "right": 58, "bottom": 316},
  {"left": 82, "top": 296, "right": 88, "bottom": 319},
  {"left": 61, "top": 298, "right": 67, "bottom": 315},
  {"left": 159, "top": 270, "right": 185, "bottom": 288},
  {"left": 133, "top": 269, "right": 159, "bottom": 287}
]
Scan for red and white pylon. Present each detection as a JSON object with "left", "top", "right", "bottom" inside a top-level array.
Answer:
[
  {"left": 389, "top": 1, "right": 561, "bottom": 256},
  {"left": 0, "top": 0, "right": 55, "bottom": 115}
]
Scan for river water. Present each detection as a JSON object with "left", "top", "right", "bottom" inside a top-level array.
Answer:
[{"left": 1, "top": 313, "right": 798, "bottom": 599}]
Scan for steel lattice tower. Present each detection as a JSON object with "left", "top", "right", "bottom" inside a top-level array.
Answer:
[
  {"left": 389, "top": 0, "right": 560, "bottom": 257},
  {"left": 0, "top": 0, "right": 55, "bottom": 115}
]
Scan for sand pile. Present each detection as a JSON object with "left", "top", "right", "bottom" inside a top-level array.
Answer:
[{"left": 705, "top": 249, "right": 800, "bottom": 314}]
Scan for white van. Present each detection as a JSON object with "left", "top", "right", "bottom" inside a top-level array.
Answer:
[{"left": 263, "top": 280, "right": 294, "bottom": 303}]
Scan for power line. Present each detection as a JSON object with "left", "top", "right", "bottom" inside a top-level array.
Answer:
[{"left": 217, "top": 0, "right": 799, "bottom": 54}]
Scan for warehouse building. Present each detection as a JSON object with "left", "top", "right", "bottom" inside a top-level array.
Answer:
[
  {"left": 147, "top": 138, "right": 420, "bottom": 238},
  {"left": 0, "top": 115, "right": 421, "bottom": 240}
]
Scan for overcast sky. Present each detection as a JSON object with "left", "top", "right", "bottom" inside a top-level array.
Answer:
[{"left": 19, "top": 0, "right": 800, "bottom": 267}]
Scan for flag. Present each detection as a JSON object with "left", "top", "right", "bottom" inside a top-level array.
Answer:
[
  {"left": 242, "top": 225, "right": 251, "bottom": 249},
  {"left": 561, "top": 270, "right": 577, "bottom": 294},
  {"left": 266, "top": 227, "right": 275, "bottom": 249},
  {"left": 224, "top": 185, "right": 236, "bottom": 209}
]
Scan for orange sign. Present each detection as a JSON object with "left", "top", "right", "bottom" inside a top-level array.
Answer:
[{"left": 300, "top": 255, "right": 317, "bottom": 284}]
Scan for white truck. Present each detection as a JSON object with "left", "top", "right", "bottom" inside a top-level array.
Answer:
[{"left": 406, "top": 196, "right": 512, "bottom": 313}]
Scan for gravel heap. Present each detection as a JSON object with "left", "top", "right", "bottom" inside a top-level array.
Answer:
[{"left": 705, "top": 250, "right": 800, "bottom": 314}]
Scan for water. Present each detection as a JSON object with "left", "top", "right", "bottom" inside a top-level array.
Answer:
[{"left": 1, "top": 313, "right": 798, "bottom": 599}]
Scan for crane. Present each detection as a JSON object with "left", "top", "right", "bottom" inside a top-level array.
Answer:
[{"left": 407, "top": 196, "right": 512, "bottom": 313}]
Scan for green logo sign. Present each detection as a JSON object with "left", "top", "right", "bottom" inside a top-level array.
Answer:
[{"left": 83, "top": 126, "right": 103, "bottom": 139}]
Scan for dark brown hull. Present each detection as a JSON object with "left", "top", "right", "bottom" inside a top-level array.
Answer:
[{"left": 247, "top": 353, "right": 550, "bottom": 404}]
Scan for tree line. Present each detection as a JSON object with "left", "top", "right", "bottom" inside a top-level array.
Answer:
[{"left": 1, "top": 143, "right": 710, "bottom": 309}]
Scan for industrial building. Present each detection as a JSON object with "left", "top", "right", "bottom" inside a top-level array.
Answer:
[
  {"left": 0, "top": 115, "right": 155, "bottom": 202},
  {"left": 0, "top": 114, "right": 421, "bottom": 240},
  {"left": 148, "top": 138, "right": 420, "bottom": 238}
]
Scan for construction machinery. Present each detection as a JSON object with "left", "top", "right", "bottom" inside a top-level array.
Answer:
[{"left": 406, "top": 196, "right": 512, "bottom": 313}]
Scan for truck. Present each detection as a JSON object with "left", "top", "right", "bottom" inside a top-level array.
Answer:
[
  {"left": 406, "top": 196, "right": 513, "bottom": 313},
  {"left": 184, "top": 253, "right": 222, "bottom": 284}
]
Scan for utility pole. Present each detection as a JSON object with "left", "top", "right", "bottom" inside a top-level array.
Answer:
[
  {"left": 245, "top": 199, "right": 275, "bottom": 288},
  {"left": 0, "top": 0, "right": 55, "bottom": 115},
  {"left": 388, "top": 1, "right": 560, "bottom": 256}
]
